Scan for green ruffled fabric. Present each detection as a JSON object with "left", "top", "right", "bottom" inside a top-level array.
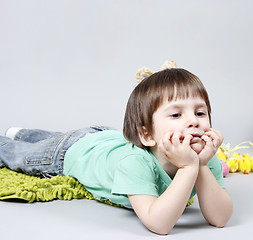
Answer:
[
  {"left": 0, "top": 167, "right": 194, "bottom": 207},
  {"left": 0, "top": 167, "right": 123, "bottom": 207}
]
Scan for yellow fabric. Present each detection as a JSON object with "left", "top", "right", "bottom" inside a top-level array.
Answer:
[
  {"left": 0, "top": 167, "right": 123, "bottom": 207},
  {"left": 0, "top": 167, "right": 194, "bottom": 207}
]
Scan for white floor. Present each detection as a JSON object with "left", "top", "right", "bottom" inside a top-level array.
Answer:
[{"left": 0, "top": 173, "right": 252, "bottom": 240}]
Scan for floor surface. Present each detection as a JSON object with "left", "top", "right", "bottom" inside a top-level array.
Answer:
[{"left": 0, "top": 173, "right": 252, "bottom": 239}]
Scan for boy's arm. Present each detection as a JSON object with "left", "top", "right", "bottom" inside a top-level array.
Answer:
[
  {"left": 128, "top": 165, "right": 199, "bottom": 235},
  {"left": 195, "top": 166, "right": 233, "bottom": 227},
  {"left": 196, "top": 129, "right": 233, "bottom": 227}
]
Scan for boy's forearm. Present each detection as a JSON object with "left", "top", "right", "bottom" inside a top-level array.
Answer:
[
  {"left": 195, "top": 166, "right": 233, "bottom": 227},
  {"left": 146, "top": 166, "right": 199, "bottom": 234}
]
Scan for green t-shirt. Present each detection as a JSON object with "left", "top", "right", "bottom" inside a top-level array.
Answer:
[{"left": 63, "top": 130, "right": 225, "bottom": 208}]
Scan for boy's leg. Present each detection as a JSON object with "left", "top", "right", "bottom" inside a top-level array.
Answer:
[
  {"left": 7, "top": 128, "right": 62, "bottom": 143},
  {"left": 0, "top": 133, "right": 65, "bottom": 177},
  {"left": 0, "top": 126, "right": 113, "bottom": 178}
]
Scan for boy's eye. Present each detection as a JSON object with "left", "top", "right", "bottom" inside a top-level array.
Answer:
[
  {"left": 196, "top": 112, "right": 206, "bottom": 117},
  {"left": 170, "top": 113, "right": 181, "bottom": 118}
]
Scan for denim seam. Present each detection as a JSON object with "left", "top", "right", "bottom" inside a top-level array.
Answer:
[
  {"left": 0, "top": 142, "right": 9, "bottom": 147},
  {"left": 43, "top": 134, "right": 66, "bottom": 164},
  {"left": 71, "top": 131, "right": 89, "bottom": 146},
  {"left": 57, "top": 130, "right": 80, "bottom": 171}
]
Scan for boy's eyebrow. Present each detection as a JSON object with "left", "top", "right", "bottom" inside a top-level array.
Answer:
[
  {"left": 195, "top": 103, "right": 208, "bottom": 109},
  {"left": 162, "top": 103, "right": 184, "bottom": 113},
  {"left": 192, "top": 103, "right": 208, "bottom": 109},
  {"left": 163, "top": 102, "right": 207, "bottom": 111}
]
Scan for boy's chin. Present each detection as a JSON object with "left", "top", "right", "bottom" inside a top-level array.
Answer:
[{"left": 190, "top": 142, "right": 204, "bottom": 154}]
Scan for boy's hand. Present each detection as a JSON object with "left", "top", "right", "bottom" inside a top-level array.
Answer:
[
  {"left": 158, "top": 131, "right": 199, "bottom": 169},
  {"left": 198, "top": 129, "right": 223, "bottom": 165}
]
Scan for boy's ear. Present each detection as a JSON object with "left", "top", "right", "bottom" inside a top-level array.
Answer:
[{"left": 138, "top": 127, "right": 156, "bottom": 147}]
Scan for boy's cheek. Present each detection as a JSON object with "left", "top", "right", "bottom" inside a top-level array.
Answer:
[{"left": 204, "top": 124, "right": 212, "bottom": 132}]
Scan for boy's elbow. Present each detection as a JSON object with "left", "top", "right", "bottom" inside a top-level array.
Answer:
[
  {"left": 146, "top": 222, "right": 173, "bottom": 235},
  {"left": 210, "top": 218, "right": 228, "bottom": 229},
  {"left": 212, "top": 212, "right": 233, "bottom": 228},
  {"left": 211, "top": 220, "right": 226, "bottom": 229},
  {"left": 208, "top": 214, "right": 232, "bottom": 229},
  {"left": 210, "top": 201, "right": 233, "bottom": 228},
  {"left": 149, "top": 226, "right": 172, "bottom": 235}
]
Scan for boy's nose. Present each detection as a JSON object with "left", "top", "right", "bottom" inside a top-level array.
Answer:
[{"left": 187, "top": 115, "right": 199, "bottom": 128}]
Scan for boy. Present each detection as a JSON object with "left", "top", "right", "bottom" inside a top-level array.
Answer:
[
  {"left": 0, "top": 68, "right": 233, "bottom": 235},
  {"left": 124, "top": 68, "right": 233, "bottom": 234}
]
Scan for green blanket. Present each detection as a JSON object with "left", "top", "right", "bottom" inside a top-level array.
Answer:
[
  {"left": 0, "top": 167, "right": 123, "bottom": 207},
  {"left": 0, "top": 167, "right": 194, "bottom": 206}
]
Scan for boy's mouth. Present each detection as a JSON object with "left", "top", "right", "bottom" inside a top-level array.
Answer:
[
  {"left": 190, "top": 134, "right": 203, "bottom": 144},
  {"left": 191, "top": 133, "right": 202, "bottom": 137},
  {"left": 179, "top": 133, "right": 203, "bottom": 143}
]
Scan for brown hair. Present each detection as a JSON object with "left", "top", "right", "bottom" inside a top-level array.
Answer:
[{"left": 123, "top": 68, "right": 211, "bottom": 148}]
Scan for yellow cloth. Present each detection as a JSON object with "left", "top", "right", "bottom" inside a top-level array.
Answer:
[
  {"left": 0, "top": 167, "right": 123, "bottom": 207},
  {"left": 0, "top": 167, "right": 194, "bottom": 207}
]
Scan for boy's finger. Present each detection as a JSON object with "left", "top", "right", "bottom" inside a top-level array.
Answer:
[
  {"left": 183, "top": 134, "right": 193, "bottom": 145},
  {"left": 201, "top": 134, "right": 213, "bottom": 146},
  {"left": 171, "top": 132, "right": 183, "bottom": 145},
  {"left": 160, "top": 131, "right": 173, "bottom": 150},
  {"left": 205, "top": 130, "right": 223, "bottom": 147},
  {"left": 210, "top": 128, "right": 224, "bottom": 143}
]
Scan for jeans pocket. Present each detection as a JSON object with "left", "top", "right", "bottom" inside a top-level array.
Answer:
[{"left": 24, "top": 136, "right": 63, "bottom": 166}]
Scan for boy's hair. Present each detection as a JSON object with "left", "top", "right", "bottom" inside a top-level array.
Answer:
[{"left": 123, "top": 68, "right": 211, "bottom": 149}]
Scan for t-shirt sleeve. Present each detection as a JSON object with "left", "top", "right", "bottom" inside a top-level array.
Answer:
[
  {"left": 207, "top": 155, "right": 225, "bottom": 188},
  {"left": 112, "top": 155, "right": 159, "bottom": 197}
]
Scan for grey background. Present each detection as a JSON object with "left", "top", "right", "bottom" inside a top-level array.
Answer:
[
  {"left": 0, "top": 0, "right": 252, "bottom": 147},
  {"left": 1, "top": 1, "right": 253, "bottom": 239}
]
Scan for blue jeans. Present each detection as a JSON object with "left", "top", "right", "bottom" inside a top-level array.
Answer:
[{"left": 0, "top": 126, "right": 111, "bottom": 178}]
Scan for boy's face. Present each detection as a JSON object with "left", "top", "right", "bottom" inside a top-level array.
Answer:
[{"left": 151, "top": 96, "right": 211, "bottom": 154}]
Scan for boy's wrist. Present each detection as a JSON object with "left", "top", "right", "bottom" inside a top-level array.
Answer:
[
  {"left": 177, "top": 165, "right": 199, "bottom": 184},
  {"left": 198, "top": 165, "right": 210, "bottom": 171},
  {"left": 198, "top": 154, "right": 213, "bottom": 166},
  {"left": 170, "top": 158, "right": 199, "bottom": 169},
  {"left": 179, "top": 164, "right": 199, "bottom": 172}
]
